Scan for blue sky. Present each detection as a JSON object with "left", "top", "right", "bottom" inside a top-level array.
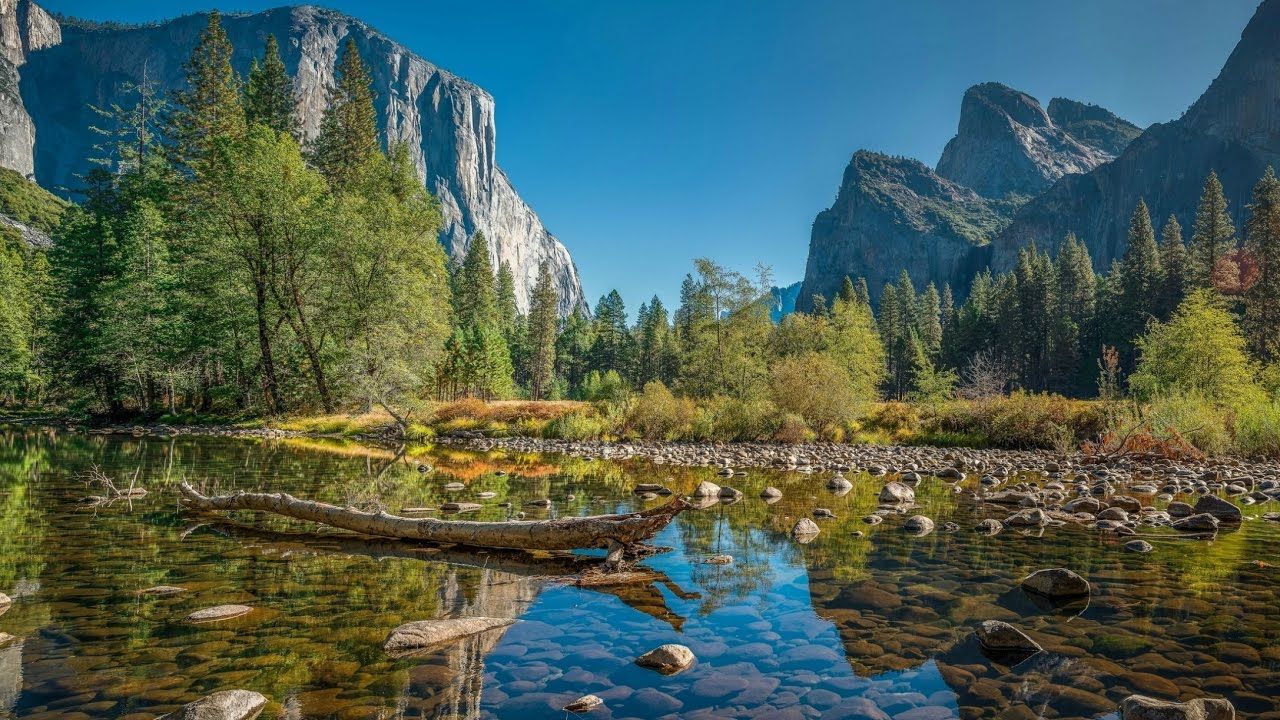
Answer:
[{"left": 46, "top": 0, "right": 1259, "bottom": 313}]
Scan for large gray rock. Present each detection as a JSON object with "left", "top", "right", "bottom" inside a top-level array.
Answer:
[
  {"left": 158, "top": 690, "right": 268, "bottom": 720},
  {"left": 6, "top": 2, "right": 586, "bottom": 315},
  {"left": 383, "top": 616, "right": 516, "bottom": 656},
  {"left": 1193, "top": 495, "right": 1242, "bottom": 522},
  {"left": 1021, "top": 568, "right": 1091, "bottom": 599},
  {"left": 635, "top": 643, "right": 696, "bottom": 675},
  {"left": 1120, "top": 694, "right": 1235, "bottom": 720},
  {"left": 878, "top": 481, "right": 915, "bottom": 505},
  {"left": 936, "top": 83, "right": 1124, "bottom": 199},
  {"left": 975, "top": 620, "right": 1042, "bottom": 654},
  {"left": 903, "top": 515, "right": 935, "bottom": 535},
  {"left": 692, "top": 480, "right": 721, "bottom": 498},
  {"left": 1172, "top": 513, "right": 1220, "bottom": 532}
]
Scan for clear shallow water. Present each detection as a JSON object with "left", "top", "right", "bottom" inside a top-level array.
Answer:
[{"left": 0, "top": 428, "right": 1278, "bottom": 719}]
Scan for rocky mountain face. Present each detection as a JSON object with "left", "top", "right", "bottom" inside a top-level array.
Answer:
[
  {"left": 796, "top": 151, "right": 1018, "bottom": 312},
  {"left": 935, "top": 82, "right": 1133, "bottom": 199},
  {"left": 0, "top": 2, "right": 586, "bottom": 315},
  {"left": 1046, "top": 97, "right": 1143, "bottom": 157},
  {"left": 0, "top": 0, "right": 57, "bottom": 178},
  {"left": 990, "top": 0, "right": 1280, "bottom": 273},
  {"left": 770, "top": 281, "right": 801, "bottom": 322}
]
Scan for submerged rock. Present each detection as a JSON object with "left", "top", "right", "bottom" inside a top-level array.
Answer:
[
  {"left": 703, "top": 555, "right": 733, "bottom": 565},
  {"left": 692, "top": 480, "right": 721, "bottom": 498},
  {"left": 1172, "top": 513, "right": 1220, "bottom": 532},
  {"left": 903, "top": 515, "right": 935, "bottom": 535},
  {"left": 185, "top": 605, "right": 254, "bottom": 624},
  {"left": 441, "top": 502, "right": 482, "bottom": 513},
  {"left": 792, "top": 518, "right": 821, "bottom": 541},
  {"left": 1120, "top": 694, "right": 1235, "bottom": 720},
  {"left": 975, "top": 519, "right": 1003, "bottom": 535},
  {"left": 975, "top": 620, "right": 1042, "bottom": 655},
  {"left": 827, "top": 475, "right": 853, "bottom": 491},
  {"left": 1125, "top": 539, "right": 1155, "bottom": 553},
  {"left": 760, "top": 486, "right": 783, "bottom": 500},
  {"left": 636, "top": 643, "right": 696, "bottom": 675},
  {"left": 1021, "top": 568, "right": 1090, "bottom": 599},
  {"left": 564, "top": 695, "right": 604, "bottom": 713},
  {"left": 1193, "top": 495, "right": 1242, "bottom": 522},
  {"left": 383, "top": 617, "right": 517, "bottom": 656},
  {"left": 138, "top": 585, "right": 186, "bottom": 596},
  {"left": 158, "top": 689, "right": 268, "bottom": 720}
]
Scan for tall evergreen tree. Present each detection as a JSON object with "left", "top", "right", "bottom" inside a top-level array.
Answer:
[
  {"left": 311, "top": 37, "right": 380, "bottom": 188},
  {"left": 169, "top": 11, "right": 245, "bottom": 177},
  {"left": 1117, "top": 199, "right": 1163, "bottom": 349},
  {"left": 525, "top": 261, "right": 559, "bottom": 399},
  {"left": 916, "top": 282, "right": 942, "bottom": 358},
  {"left": 939, "top": 283, "right": 954, "bottom": 331},
  {"left": 1243, "top": 166, "right": 1280, "bottom": 362},
  {"left": 838, "top": 276, "right": 856, "bottom": 304},
  {"left": 1190, "top": 171, "right": 1236, "bottom": 288},
  {"left": 854, "top": 276, "right": 871, "bottom": 308},
  {"left": 495, "top": 261, "right": 519, "bottom": 336},
  {"left": 1158, "top": 215, "right": 1189, "bottom": 319},
  {"left": 454, "top": 231, "right": 498, "bottom": 329},
  {"left": 244, "top": 35, "right": 298, "bottom": 137},
  {"left": 589, "top": 290, "right": 632, "bottom": 378}
]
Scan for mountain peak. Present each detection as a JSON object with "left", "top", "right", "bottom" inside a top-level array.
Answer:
[{"left": 1180, "top": 0, "right": 1280, "bottom": 150}]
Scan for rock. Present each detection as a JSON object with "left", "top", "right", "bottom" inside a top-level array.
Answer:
[
  {"left": 1098, "top": 507, "right": 1129, "bottom": 522},
  {"left": 879, "top": 481, "right": 915, "bottom": 505},
  {"left": 1064, "top": 497, "right": 1102, "bottom": 514},
  {"left": 0, "top": 592, "right": 9, "bottom": 608},
  {"left": 702, "top": 554, "right": 733, "bottom": 565},
  {"left": 524, "top": 498, "right": 553, "bottom": 507},
  {"left": 0, "top": 631, "right": 14, "bottom": 646},
  {"left": 1167, "top": 501, "right": 1194, "bottom": 518},
  {"left": 635, "top": 643, "right": 696, "bottom": 675},
  {"left": 185, "top": 605, "right": 254, "bottom": 624},
  {"left": 383, "top": 617, "right": 517, "bottom": 656},
  {"left": 718, "top": 486, "right": 743, "bottom": 500},
  {"left": 1005, "top": 508, "right": 1048, "bottom": 527},
  {"left": 1119, "top": 694, "right": 1235, "bottom": 720},
  {"left": 634, "top": 483, "right": 665, "bottom": 493},
  {"left": 862, "top": 514, "right": 884, "bottom": 525},
  {"left": 975, "top": 519, "right": 1003, "bottom": 535},
  {"left": 1172, "top": 513, "right": 1220, "bottom": 532},
  {"left": 1193, "top": 495, "right": 1242, "bottom": 522},
  {"left": 903, "top": 515, "right": 935, "bottom": 535},
  {"left": 792, "top": 518, "right": 821, "bottom": 541},
  {"left": 158, "top": 689, "right": 269, "bottom": 720},
  {"left": 441, "top": 502, "right": 482, "bottom": 513},
  {"left": 1021, "top": 568, "right": 1090, "bottom": 599},
  {"left": 827, "top": 475, "right": 853, "bottom": 491},
  {"left": 692, "top": 480, "right": 721, "bottom": 498},
  {"left": 975, "top": 620, "right": 1042, "bottom": 655},
  {"left": 760, "top": 486, "right": 782, "bottom": 499},
  {"left": 813, "top": 508, "right": 835, "bottom": 519},
  {"left": 138, "top": 585, "right": 186, "bottom": 596},
  {"left": 1125, "top": 540, "right": 1154, "bottom": 553},
  {"left": 563, "top": 694, "right": 604, "bottom": 713},
  {"left": 443, "top": 482, "right": 465, "bottom": 491}
]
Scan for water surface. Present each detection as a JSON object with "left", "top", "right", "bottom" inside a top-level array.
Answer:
[{"left": 0, "top": 428, "right": 1277, "bottom": 719}]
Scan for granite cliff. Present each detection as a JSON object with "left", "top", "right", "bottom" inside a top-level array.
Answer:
[{"left": 0, "top": 1, "right": 586, "bottom": 314}]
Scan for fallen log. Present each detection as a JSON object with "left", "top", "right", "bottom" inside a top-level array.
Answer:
[{"left": 178, "top": 483, "right": 687, "bottom": 552}]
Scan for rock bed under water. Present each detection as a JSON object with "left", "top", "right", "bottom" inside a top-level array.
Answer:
[{"left": 0, "top": 427, "right": 1278, "bottom": 719}]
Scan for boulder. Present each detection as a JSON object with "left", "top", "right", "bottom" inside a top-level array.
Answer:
[
  {"left": 975, "top": 620, "right": 1042, "bottom": 654},
  {"left": 692, "top": 480, "right": 721, "bottom": 498},
  {"left": 158, "top": 690, "right": 268, "bottom": 720},
  {"left": 975, "top": 519, "right": 1003, "bottom": 535},
  {"left": 635, "top": 643, "right": 696, "bottom": 675},
  {"left": 1005, "top": 508, "right": 1048, "bottom": 527},
  {"left": 879, "top": 481, "right": 915, "bottom": 505},
  {"left": 1120, "top": 694, "right": 1234, "bottom": 720},
  {"left": 1125, "top": 539, "right": 1154, "bottom": 553},
  {"left": 1167, "top": 501, "right": 1194, "bottom": 518},
  {"left": 1021, "top": 568, "right": 1090, "bottom": 599},
  {"left": 1171, "top": 513, "right": 1220, "bottom": 532},
  {"left": 792, "top": 518, "right": 821, "bottom": 541},
  {"left": 564, "top": 695, "right": 604, "bottom": 713},
  {"left": 903, "top": 515, "right": 935, "bottom": 535},
  {"left": 760, "top": 486, "right": 783, "bottom": 500},
  {"left": 185, "top": 605, "right": 254, "bottom": 624},
  {"left": 827, "top": 475, "right": 853, "bottom": 491},
  {"left": 441, "top": 502, "right": 482, "bottom": 513},
  {"left": 1098, "top": 507, "right": 1129, "bottom": 522},
  {"left": 1193, "top": 495, "right": 1242, "bottom": 522},
  {"left": 1064, "top": 497, "right": 1102, "bottom": 514},
  {"left": 383, "top": 617, "right": 517, "bottom": 656}
]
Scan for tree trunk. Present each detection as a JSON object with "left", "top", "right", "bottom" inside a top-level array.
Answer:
[
  {"left": 254, "top": 276, "right": 280, "bottom": 414},
  {"left": 179, "top": 483, "right": 687, "bottom": 552}
]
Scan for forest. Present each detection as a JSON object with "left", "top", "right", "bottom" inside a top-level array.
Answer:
[{"left": 2, "top": 12, "right": 1280, "bottom": 457}]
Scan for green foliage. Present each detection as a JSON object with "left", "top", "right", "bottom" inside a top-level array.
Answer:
[
  {"left": 310, "top": 37, "right": 380, "bottom": 189},
  {"left": 1235, "top": 397, "right": 1280, "bottom": 458},
  {"left": 627, "top": 381, "right": 694, "bottom": 440},
  {"left": 1129, "top": 290, "right": 1261, "bottom": 404},
  {"left": 769, "top": 351, "right": 859, "bottom": 434},
  {"left": 579, "top": 370, "right": 629, "bottom": 403},
  {"left": 244, "top": 35, "right": 298, "bottom": 137},
  {"left": 0, "top": 167, "right": 68, "bottom": 234},
  {"left": 1190, "top": 171, "right": 1236, "bottom": 289},
  {"left": 1243, "top": 166, "right": 1280, "bottom": 362},
  {"left": 168, "top": 10, "right": 245, "bottom": 177}
]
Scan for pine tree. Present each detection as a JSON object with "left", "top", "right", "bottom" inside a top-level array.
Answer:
[
  {"left": 1118, "top": 200, "right": 1163, "bottom": 349},
  {"left": 589, "top": 290, "right": 631, "bottom": 378},
  {"left": 1158, "top": 214, "right": 1189, "bottom": 319},
  {"left": 916, "top": 282, "right": 942, "bottom": 358},
  {"left": 495, "top": 261, "right": 519, "bottom": 337},
  {"left": 244, "top": 34, "right": 298, "bottom": 137},
  {"left": 854, "top": 277, "right": 871, "bottom": 308},
  {"left": 1052, "top": 233, "right": 1096, "bottom": 393},
  {"left": 454, "top": 231, "right": 498, "bottom": 329},
  {"left": 525, "top": 261, "right": 559, "bottom": 399},
  {"left": 311, "top": 37, "right": 380, "bottom": 188},
  {"left": 939, "top": 283, "right": 954, "bottom": 331},
  {"left": 169, "top": 11, "right": 245, "bottom": 177},
  {"left": 838, "top": 276, "right": 856, "bottom": 304},
  {"left": 1243, "top": 166, "right": 1280, "bottom": 362},
  {"left": 1190, "top": 171, "right": 1236, "bottom": 288}
]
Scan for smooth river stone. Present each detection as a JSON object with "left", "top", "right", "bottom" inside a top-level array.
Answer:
[
  {"left": 185, "top": 605, "right": 254, "bottom": 623},
  {"left": 158, "top": 689, "right": 268, "bottom": 720},
  {"left": 139, "top": 585, "right": 186, "bottom": 596},
  {"left": 383, "top": 617, "right": 517, "bottom": 656}
]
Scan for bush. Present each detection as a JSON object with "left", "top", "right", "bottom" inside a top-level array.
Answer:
[
  {"left": 628, "top": 381, "right": 695, "bottom": 440},
  {"left": 929, "top": 393, "right": 1104, "bottom": 449},
  {"left": 769, "top": 352, "right": 861, "bottom": 434},
  {"left": 544, "top": 410, "right": 609, "bottom": 440},
  {"left": 580, "top": 370, "right": 630, "bottom": 403},
  {"left": 1143, "top": 394, "right": 1232, "bottom": 457},
  {"left": 773, "top": 413, "right": 813, "bottom": 444},
  {"left": 1234, "top": 397, "right": 1280, "bottom": 458}
]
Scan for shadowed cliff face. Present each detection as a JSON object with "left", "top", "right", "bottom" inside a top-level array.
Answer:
[
  {"left": 935, "top": 82, "right": 1122, "bottom": 200},
  {"left": 3, "top": 3, "right": 586, "bottom": 315},
  {"left": 0, "top": 0, "right": 57, "bottom": 179},
  {"left": 796, "top": 151, "right": 1014, "bottom": 312},
  {"left": 991, "top": 0, "right": 1280, "bottom": 274}
]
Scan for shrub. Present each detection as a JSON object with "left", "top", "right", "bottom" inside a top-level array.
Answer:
[
  {"left": 628, "top": 381, "right": 695, "bottom": 440},
  {"left": 769, "top": 352, "right": 861, "bottom": 434},
  {"left": 929, "top": 393, "right": 1104, "bottom": 450},
  {"left": 1143, "top": 394, "right": 1232, "bottom": 457},
  {"left": 544, "top": 410, "right": 608, "bottom": 440},
  {"left": 773, "top": 413, "right": 813, "bottom": 444},
  {"left": 1234, "top": 397, "right": 1280, "bottom": 458},
  {"left": 580, "top": 370, "right": 630, "bottom": 403},
  {"left": 689, "top": 396, "right": 779, "bottom": 442}
]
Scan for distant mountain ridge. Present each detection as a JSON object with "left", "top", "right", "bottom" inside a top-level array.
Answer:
[{"left": 0, "top": 0, "right": 587, "bottom": 315}]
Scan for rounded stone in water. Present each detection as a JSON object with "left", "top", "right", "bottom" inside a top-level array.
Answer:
[
  {"left": 635, "top": 643, "right": 696, "bottom": 675},
  {"left": 184, "top": 604, "right": 254, "bottom": 624}
]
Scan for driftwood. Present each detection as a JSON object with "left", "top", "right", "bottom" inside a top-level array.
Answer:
[{"left": 178, "top": 483, "right": 687, "bottom": 553}]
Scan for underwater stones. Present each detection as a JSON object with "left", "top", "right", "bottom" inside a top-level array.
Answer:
[
  {"left": 693, "top": 480, "right": 721, "bottom": 498},
  {"left": 563, "top": 694, "right": 604, "bottom": 713},
  {"left": 1004, "top": 508, "right": 1048, "bottom": 527},
  {"left": 702, "top": 555, "right": 733, "bottom": 565},
  {"left": 441, "top": 502, "right": 482, "bottom": 513},
  {"left": 813, "top": 508, "right": 835, "bottom": 519},
  {"left": 185, "top": 605, "right": 254, "bottom": 624},
  {"left": 383, "top": 617, "right": 517, "bottom": 657},
  {"left": 792, "top": 518, "right": 821, "bottom": 541},
  {"left": 443, "top": 482, "right": 465, "bottom": 491},
  {"left": 903, "top": 515, "right": 935, "bottom": 535},
  {"left": 635, "top": 644, "right": 696, "bottom": 675},
  {"left": 827, "top": 475, "right": 853, "bottom": 491},
  {"left": 1021, "top": 568, "right": 1090, "bottom": 599},
  {"left": 975, "top": 620, "right": 1042, "bottom": 655},
  {"left": 1120, "top": 695, "right": 1235, "bottom": 720},
  {"left": 524, "top": 498, "right": 553, "bottom": 507},
  {"left": 1167, "top": 501, "right": 1194, "bottom": 518},
  {"left": 158, "top": 689, "right": 268, "bottom": 720},
  {"left": 1193, "top": 495, "right": 1242, "bottom": 522},
  {"left": 975, "top": 519, "right": 1003, "bottom": 535},
  {"left": 879, "top": 481, "right": 915, "bottom": 505},
  {"left": 138, "top": 585, "right": 186, "bottom": 596},
  {"left": 1172, "top": 513, "right": 1220, "bottom": 532},
  {"left": 862, "top": 514, "right": 884, "bottom": 525},
  {"left": 1125, "top": 539, "right": 1155, "bottom": 553},
  {"left": 760, "top": 486, "right": 782, "bottom": 500}
]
